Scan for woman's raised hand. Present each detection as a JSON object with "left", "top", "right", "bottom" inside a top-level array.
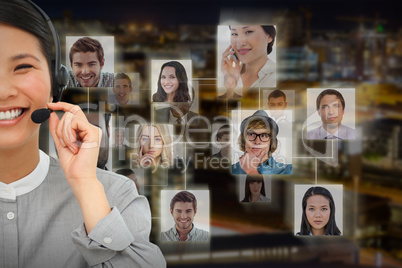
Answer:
[
  {"left": 48, "top": 102, "right": 101, "bottom": 185},
  {"left": 138, "top": 142, "right": 156, "bottom": 167},
  {"left": 48, "top": 102, "right": 111, "bottom": 233},
  {"left": 221, "top": 45, "right": 242, "bottom": 77}
]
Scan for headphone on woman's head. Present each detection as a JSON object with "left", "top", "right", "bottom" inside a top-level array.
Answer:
[{"left": 27, "top": 0, "right": 69, "bottom": 102}]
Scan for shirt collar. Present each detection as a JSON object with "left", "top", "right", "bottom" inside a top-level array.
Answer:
[
  {"left": 97, "top": 71, "right": 105, "bottom": 87},
  {"left": 237, "top": 57, "right": 274, "bottom": 88},
  {"left": 272, "top": 113, "right": 287, "bottom": 122},
  {"left": 319, "top": 124, "right": 345, "bottom": 139},
  {"left": 173, "top": 224, "right": 195, "bottom": 241},
  {"left": 261, "top": 157, "right": 275, "bottom": 167},
  {"left": 258, "top": 57, "right": 275, "bottom": 78},
  {"left": 0, "top": 150, "right": 49, "bottom": 200},
  {"left": 169, "top": 111, "right": 188, "bottom": 124},
  {"left": 249, "top": 195, "right": 266, "bottom": 202}
]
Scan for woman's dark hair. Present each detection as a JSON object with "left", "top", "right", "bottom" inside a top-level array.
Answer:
[
  {"left": 152, "top": 61, "right": 191, "bottom": 102},
  {"left": 0, "top": 0, "right": 53, "bottom": 92},
  {"left": 298, "top": 186, "right": 341, "bottom": 236},
  {"left": 241, "top": 175, "right": 265, "bottom": 202},
  {"left": 261, "top": 26, "right": 276, "bottom": 55},
  {"left": 115, "top": 168, "right": 135, "bottom": 177},
  {"left": 228, "top": 25, "right": 276, "bottom": 55}
]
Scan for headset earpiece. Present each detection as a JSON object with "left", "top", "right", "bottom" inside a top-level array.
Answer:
[
  {"left": 28, "top": 0, "right": 68, "bottom": 103},
  {"left": 52, "top": 63, "right": 69, "bottom": 102}
]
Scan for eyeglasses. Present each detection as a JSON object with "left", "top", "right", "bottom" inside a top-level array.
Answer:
[{"left": 246, "top": 132, "right": 271, "bottom": 142}]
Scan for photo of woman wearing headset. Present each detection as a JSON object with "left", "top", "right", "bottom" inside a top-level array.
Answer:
[
  {"left": 0, "top": 1, "right": 165, "bottom": 267},
  {"left": 219, "top": 25, "right": 276, "bottom": 89}
]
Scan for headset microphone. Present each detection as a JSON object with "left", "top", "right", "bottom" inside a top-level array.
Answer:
[{"left": 31, "top": 108, "right": 54, "bottom": 124}]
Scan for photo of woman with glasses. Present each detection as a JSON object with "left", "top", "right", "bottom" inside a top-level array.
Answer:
[{"left": 232, "top": 110, "right": 292, "bottom": 174}]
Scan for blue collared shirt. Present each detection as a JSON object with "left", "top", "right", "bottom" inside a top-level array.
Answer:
[{"left": 232, "top": 157, "right": 292, "bottom": 175}]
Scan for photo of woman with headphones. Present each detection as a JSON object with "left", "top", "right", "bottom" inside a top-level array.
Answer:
[{"left": 0, "top": 1, "right": 165, "bottom": 267}]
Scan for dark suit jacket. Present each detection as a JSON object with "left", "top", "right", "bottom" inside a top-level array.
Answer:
[
  {"left": 154, "top": 108, "right": 200, "bottom": 125},
  {"left": 154, "top": 107, "right": 209, "bottom": 142}
]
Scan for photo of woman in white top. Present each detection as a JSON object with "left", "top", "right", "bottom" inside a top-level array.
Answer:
[{"left": 220, "top": 25, "right": 276, "bottom": 89}]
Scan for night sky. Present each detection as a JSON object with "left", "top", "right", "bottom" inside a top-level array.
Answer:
[{"left": 34, "top": 0, "right": 400, "bottom": 31}]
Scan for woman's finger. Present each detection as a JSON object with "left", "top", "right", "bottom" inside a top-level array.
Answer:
[
  {"left": 49, "top": 111, "right": 64, "bottom": 149},
  {"left": 47, "top": 102, "right": 86, "bottom": 120},
  {"left": 68, "top": 117, "right": 101, "bottom": 148},
  {"left": 56, "top": 112, "right": 78, "bottom": 153},
  {"left": 139, "top": 154, "right": 155, "bottom": 167},
  {"left": 222, "top": 50, "right": 235, "bottom": 59},
  {"left": 139, "top": 145, "right": 143, "bottom": 157},
  {"left": 222, "top": 44, "right": 232, "bottom": 55}
]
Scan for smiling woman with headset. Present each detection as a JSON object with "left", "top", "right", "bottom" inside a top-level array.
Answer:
[{"left": 0, "top": 0, "right": 165, "bottom": 267}]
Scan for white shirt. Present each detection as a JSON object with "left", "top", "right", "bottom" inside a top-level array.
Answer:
[
  {"left": 237, "top": 57, "right": 276, "bottom": 88},
  {"left": 0, "top": 150, "right": 49, "bottom": 200}
]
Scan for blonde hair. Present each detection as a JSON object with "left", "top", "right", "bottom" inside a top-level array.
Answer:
[
  {"left": 133, "top": 124, "right": 173, "bottom": 166},
  {"left": 238, "top": 118, "right": 278, "bottom": 159}
]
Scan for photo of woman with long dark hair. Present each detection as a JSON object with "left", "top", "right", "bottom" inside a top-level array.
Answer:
[
  {"left": 241, "top": 175, "right": 270, "bottom": 202},
  {"left": 220, "top": 25, "right": 276, "bottom": 89},
  {"left": 152, "top": 61, "right": 191, "bottom": 103},
  {"left": 297, "top": 186, "right": 342, "bottom": 236}
]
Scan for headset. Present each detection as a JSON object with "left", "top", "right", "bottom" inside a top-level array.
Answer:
[{"left": 27, "top": 0, "right": 69, "bottom": 102}]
